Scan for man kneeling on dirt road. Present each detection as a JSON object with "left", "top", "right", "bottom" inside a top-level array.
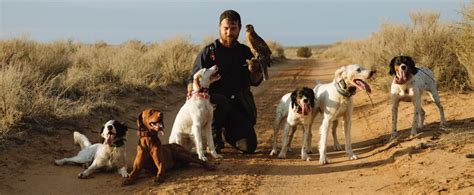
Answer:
[{"left": 187, "top": 10, "right": 263, "bottom": 154}]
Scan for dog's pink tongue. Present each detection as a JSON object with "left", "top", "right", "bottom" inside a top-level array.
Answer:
[
  {"left": 106, "top": 134, "right": 114, "bottom": 145},
  {"left": 398, "top": 69, "right": 407, "bottom": 83},
  {"left": 355, "top": 80, "right": 372, "bottom": 93},
  {"left": 302, "top": 103, "right": 312, "bottom": 115}
]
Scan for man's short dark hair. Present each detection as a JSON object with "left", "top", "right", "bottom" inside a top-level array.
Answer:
[{"left": 219, "top": 10, "right": 241, "bottom": 27}]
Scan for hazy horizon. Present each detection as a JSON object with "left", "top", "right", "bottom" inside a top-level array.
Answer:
[{"left": 1, "top": 0, "right": 469, "bottom": 46}]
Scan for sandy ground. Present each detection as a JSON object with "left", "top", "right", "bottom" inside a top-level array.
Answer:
[{"left": 0, "top": 58, "right": 473, "bottom": 194}]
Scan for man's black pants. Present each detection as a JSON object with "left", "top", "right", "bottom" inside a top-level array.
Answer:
[{"left": 210, "top": 94, "right": 257, "bottom": 154}]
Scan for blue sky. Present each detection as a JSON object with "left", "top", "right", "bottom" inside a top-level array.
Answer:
[{"left": 1, "top": 0, "right": 469, "bottom": 46}]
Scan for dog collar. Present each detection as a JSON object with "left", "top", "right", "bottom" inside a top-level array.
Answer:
[
  {"left": 190, "top": 88, "right": 210, "bottom": 100},
  {"left": 137, "top": 130, "right": 158, "bottom": 137},
  {"left": 111, "top": 139, "right": 126, "bottom": 147},
  {"left": 335, "top": 80, "right": 356, "bottom": 97}
]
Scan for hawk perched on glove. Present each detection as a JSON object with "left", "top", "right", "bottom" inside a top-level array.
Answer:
[{"left": 246, "top": 24, "right": 272, "bottom": 80}]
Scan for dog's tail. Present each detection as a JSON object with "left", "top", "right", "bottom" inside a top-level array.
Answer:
[{"left": 73, "top": 131, "right": 91, "bottom": 149}]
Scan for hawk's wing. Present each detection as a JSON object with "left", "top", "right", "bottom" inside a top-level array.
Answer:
[{"left": 248, "top": 32, "right": 272, "bottom": 57}]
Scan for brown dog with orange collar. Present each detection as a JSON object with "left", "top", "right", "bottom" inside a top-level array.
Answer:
[{"left": 123, "top": 108, "right": 215, "bottom": 185}]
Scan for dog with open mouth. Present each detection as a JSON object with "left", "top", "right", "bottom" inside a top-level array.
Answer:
[
  {"left": 388, "top": 55, "right": 446, "bottom": 139},
  {"left": 313, "top": 64, "right": 374, "bottom": 165},
  {"left": 54, "top": 120, "right": 129, "bottom": 179},
  {"left": 123, "top": 108, "right": 215, "bottom": 185},
  {"left": 271, "top": 87, "right": 317, "bottom": 161}
]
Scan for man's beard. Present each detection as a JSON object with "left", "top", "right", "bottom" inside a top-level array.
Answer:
[{"left": 220, "top": 35, "right": 238, "bottom": 47}]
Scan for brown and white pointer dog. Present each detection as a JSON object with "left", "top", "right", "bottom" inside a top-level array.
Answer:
[{"left": 123, "top": 108, "right": 215, "bottom": 185}]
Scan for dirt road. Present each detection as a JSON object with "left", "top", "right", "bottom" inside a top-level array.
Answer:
[{"left": 1, "top": 58, "right": 473, "bottom": 194}]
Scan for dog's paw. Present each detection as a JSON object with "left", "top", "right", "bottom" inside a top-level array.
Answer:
[
  {"left": 333, "top": 144, "right": 343, "bottom": 151},
  {"left": 319, "top": 156, "right": 329, "bottom": 165},
  {"left": 301, "top": 154, "right": 311, "bottom": 161},
  {"left": 440, "top": 120, "right": 446, "bottom": 127},
  {"left": 277, "top": 152, "right": 286, "bottom": 159},
  {"left": 121, "top": 173, "right": 130, "bottom": 178},
  {"left": 199, "top": 155, "right": 208, "bottom": 162},
  {"left": 269, "top": 149, "right": 278, "bottom": 156},
  {"left": 390, "top": 132, "right": 398, "bottom": 141},
  {"left": 349, "top": 154, "right": 358, "bottom": 160},
  {"left": 211, "top": 151, "right": 223, "bottom": 159},
  {"left": 54, "top": 160, "right": 63, "bottom": 166},
  {"left": 78, "top": 172, "right": 88, "bottom": 179}
]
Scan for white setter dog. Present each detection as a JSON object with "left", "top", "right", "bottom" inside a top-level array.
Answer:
[
  {"left": 54, "top": 120, "right": 129, "bottom": 178},
  {"left": 271, "top": 87, "right": 317, "bottom": 161},
  {"left": 389, "top": 56, "right": 446, "bottom": 139},
  {"left": 169, "top": 65, "right": 223, "bottom": 161},
  {"left": 313, "top": 64, "right": 374, "bottom": 165}
]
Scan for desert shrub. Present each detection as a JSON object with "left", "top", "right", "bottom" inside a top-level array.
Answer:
[
  {"left": 322, "top": 11, "right": 470, "bottom": 91},
  {"left": 0, "top": 36, "right": 201, "bottom": 135},
  {"left": 0, "top": 65, "right": 24, "bottom": 134},
  {"left": 296, "top": 47, "right": 312, "bottom": 58},
  {"left": 154, "top": 37, "right": 199, "bottom": 86},
  {"left": 452, "top": 4, "right": 473, "bottom": 85},
  {"left": 267, "top": 40, "right": 286, "bottom": 61}
]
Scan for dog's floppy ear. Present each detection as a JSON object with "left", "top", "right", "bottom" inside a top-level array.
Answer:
[
  {"left": 404, "top": 56, "right": 418, "bottom": 75},
  {"left": 335, "top": 66, "right": 346, "bottom": 81},
  {"left": 99, "top": 125, "right": 105, "bottom": 144},
  {"left": 137, "top": 113, "right": 145, "bottom": 131},
  {"left": 115, "top": 121, "right": 128, "bottom": 138},
  {"left": 193, "top": 69, "right": 205, "bottom": 90},
  {"left": 290, "top": 89, "right": 298, "bottom": 109},
  {"left": 388, "top": 56, "right": 397, "bottom": 75}
]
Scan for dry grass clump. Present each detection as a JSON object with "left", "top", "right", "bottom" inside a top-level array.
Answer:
[
  {"left": 296, "top": 47, "right": 312, "bottom": 58},
  {"left": 452, "top": 4, "right": 474, "bottom": 85},
  {"left": 266, "top": 40, "right": 286, "bottom": 61},
  {"left": 0, "top": 37, "right": 199, "bottom": 135},
  {"left": 322, "top": 10, "right": 471, "bottom": 91}
]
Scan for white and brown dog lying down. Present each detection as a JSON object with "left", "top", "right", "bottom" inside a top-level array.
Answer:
[
  {"left": 389, "top": 56, "right": 446, "bottom": 139},
  {"left": 272, "top": 64, "right": 374, "bottom": 164},
  {"left": 169, "top": 65, "right": 223, "bottom": 161},
  {"left": 54, "top": 120, "right": 129, "bottom": 179}
]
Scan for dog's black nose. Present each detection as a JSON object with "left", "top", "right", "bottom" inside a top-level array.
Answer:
[
  {"left": 107, "top": 125, "right": 113, "bottom": 130},
  {"left": 303, "top": 99, "right": 309, "bottom": 103},
  {"left": 401, "top": 65, "right": 407, "bottom": 70}
]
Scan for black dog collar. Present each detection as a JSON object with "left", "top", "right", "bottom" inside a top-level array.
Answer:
[
  {"left": 335, "top": 80, "right": 356, "bottom": 97},
  {"left": 111, "top": 139, "right": 126, "bottom": 147}
]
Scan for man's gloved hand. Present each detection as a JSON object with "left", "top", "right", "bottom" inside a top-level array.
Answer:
[{"left": 247, "top": 58, "right": 262, "bottom": 73}]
